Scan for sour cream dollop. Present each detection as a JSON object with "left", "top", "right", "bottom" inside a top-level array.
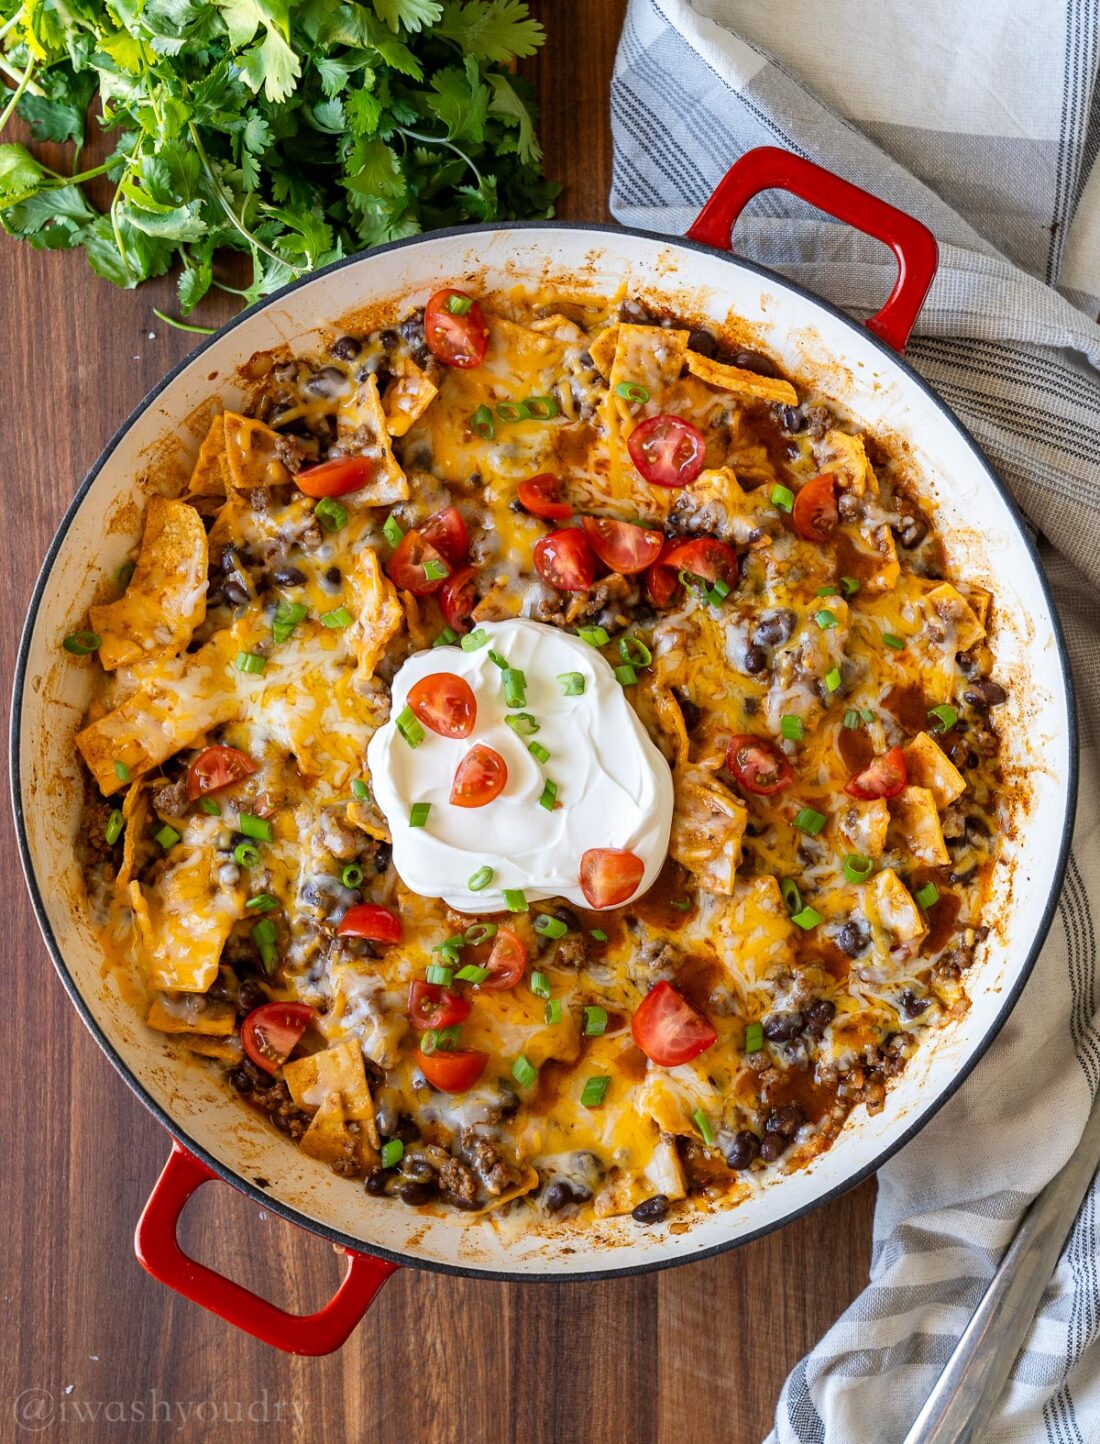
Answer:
[{"left": 368, "top": 618, "right": 674, "bottom": 913}]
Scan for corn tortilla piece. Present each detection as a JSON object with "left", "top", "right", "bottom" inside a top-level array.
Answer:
[
  {"left": 684, "top": 351, "right": 798, "bottom": 406},
  {"left": 821, "top": 429, "right": 879, "bottom": 498},
  {"left": 89, "top": 497, "right": 208, "bottom": 671},
  {"left": 129, "top": 846, "right": 244, "bottom": 992},
  {"left": 669, "top": 764, "right": 748, "bottom": 895},
  {"left": 284, "top": 1039, "right": 380, "bottom": 1148},
  {"left": 608, "top": 324, "right": 690, "bottom": 416},
  {"left": 146, "top": 993, "right": 237, "bottom": 1035},
  {"left": 902, "top": 731, "right": 966, "bottom": 808},
  {"left": 889, "top": 785, "right": 951, "bottom": 865},
  {"left": 332, "top": 374, "right": 410, "bottom": 505},
  {"left": 299, "top": 1089, "right": 381, "bottom": 1172},
  {"left": 867, "top": 867, "right": 927, "bottom": 943},
  {"left": 116, "top": 780, "right": 150, "bottom": 888},
  {"left": 836, "top": 798, "right": 890, "bottom": 859},
  {"left": 967, "top": 585, "right": 993, "bottom": 631},
  {"left": 347, "top": 794, "right": 392, "bottom": 843},
  {"left": 468, "top": 1165, "right": 540, "bottom": 1216},
  {"left": 587, "top": 324, "right": 619, "bottom": 377},
  {"left": 381, "top": 355, "right": 438, "bottom": 437},
  {"left": 223, "top": 412, "right": 295, "bottom": 490},
  {"left": 924, "top": 583, "right": 986, "bottom": 653},
  {"left": 188, "top": 413, "right": 231, "bottom": 496},
  {"left": 183, "top": 1035, "right": 243, "bottom": 1063},
  {"left": 350, "top": 548, "right": 403, "bottom": 682},
  {"left": 594, "top": 1136, "right": 686, "bottom": 1218}
]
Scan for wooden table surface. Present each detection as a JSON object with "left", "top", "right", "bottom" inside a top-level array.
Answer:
[{"left": 0, "top": 3, "right": 875, "bottom": 1439}]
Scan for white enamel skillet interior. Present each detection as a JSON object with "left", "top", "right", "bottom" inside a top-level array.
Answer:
[{"left": 11, "top": 154, "right": 1077, "bottom": 1333}]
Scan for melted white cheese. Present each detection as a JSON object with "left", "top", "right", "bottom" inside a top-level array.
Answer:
[{"left": 368, "top": 618, "right": 674, "bottom": 912}]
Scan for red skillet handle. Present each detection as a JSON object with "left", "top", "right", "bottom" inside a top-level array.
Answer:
[
  {"left": 686, "top": 145, "right": 938, "bottom": 354},
  {"left": 134, "top": 1140, "right": 399, "bottom": 1355}
]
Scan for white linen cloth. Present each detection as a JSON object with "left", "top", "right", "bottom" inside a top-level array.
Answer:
[{"left": 609, "top": 4, "right": 1100, "bottom": 1440}]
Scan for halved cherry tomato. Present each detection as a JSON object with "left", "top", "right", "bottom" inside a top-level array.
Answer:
[
  {"left": 660, "top": 536, "right": 740, "bottom": 589},
  {"left": 408, "top": 981, "right": 472, "bottom": 1032},
  {"left": 533, "top": 527, "right": 598, "bottom": 592},
  {"left": 337, "top": 903, "right": 403, "bottom": 944},
  {"left": 725, "top": 734, "right": 794, "bottom": 796},
  {"left": 792, "top": 472, "right": 838, "bottom": 543},
  {"left": 187, "top": 745, "right": 256, "bottom": 801},
  {"left": 581, "top": 515, "right": 665, "bottom": 575},
  {"left": 408, "top": 672, "right": 476, "bottom": 739},
  {"left": 241, "top": 1001, "right": 315, "bottom": 1076},
  {"left": 845, "top": 745, "right": 907, "bottom": 800},
  {"left": 440, "top": 565, "right": 479, "bottom": 634},
  {"left": 385, "top": 529, "right": 450, "bottom": 595},
  {"left": 579, "top": 848, "right": 645, "bottom": 909},
  {"left": 477, "top": 928, "right": 527, "bottom": 990},
  {"left": 295, "top": 457, "right": 376, "bottom": 498},
  {"left": 627, "top": 414, "right": 706, "bottom": 488},
  {"left": 450, "top": 744, "right": 508, "bottom": 808},
  {"left": 646, "top": 561, "right": 681, "bottom": 607},
  {"left": 423, "top": 289, "right": 488, "bottom": 369},
  {"left": 631, "top": 981, "right": 716, "bottom": 1067},
  {"left": 517, "top": 474, "right": 572, "bottom": 521},
  {"left": 421, "top": 506, "right": 469, "bottom": 567},
  {"left": 416, "top": 1047, "right": 489, "bottom": 1093}
]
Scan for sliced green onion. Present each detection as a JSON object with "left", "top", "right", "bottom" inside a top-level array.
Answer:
[
  {"left": 589, "top": 928, "right": 608, "bottom": 942},
  {"left": 580, "top": 1075, "right": 610, "bottom": 1108},
  {"left": 843, "top": 709, "right": 860, "bottom": 730},
  {"left": 381, "top": 1139, "right": 404, "bottom": 1168},
  {"left": 530, "top": 971, "right": 551, "bottom": 999},
  {"left": 422, "top": 559, "right": 449, "bottom": 583},
  {"left": 793, "top": 807, "right": 826, "bottom": 836},
  {"left": 321, "top": 606, "right": 353, "bottom": 629},
  {"left": 915, "top": 882, "right": 939, "bottom": 909},
  {"left": 544, "top": 999, "right": 563, "bottom": 1025},
  {"left": 618, "top": 635, "right": 652, "bottom": 667},
  {"left": 351, "top": 778, "right": 370, "bottom": 801},
  {"left": 446, "top": 293, "right": 472, "bottom": 316},
  {"left": 824, "top": 667, "right": 842, "bottom": 693},
  {"left": 615, "top": 664, "right": 638, "bottom": 687},
  {"left": 272, "top": 599, "right": 307, "bottom": 643},
  {"left": 744, "top": 1021, "right": 764, "bottom": 1053},
  {"left": 467, "top": 865, "right": 494, "bottom": 892},
  {"left": 583, "top": 1005, "right": 608, "bottom": 1037},
  {"left": 502, "top": 888, "right": 528, "bottom": 913},
  {"left": 461, "top": 628, "right": 489, "bottom": 652},
  {"left": 382, "top": 513, "right": 405, "bottom": 548},
  {"left": 844, "top": 854, "right": 874, "bottom": 884},
  {"left": 470, "top": 404, "right": 495, "bottom": 440},
  {"left": 815, "top": 609, "right": 839, "bottom": 631},
  {"left": 115, "top": 559, "right": 135, "bottom": 590},
  {"left": 816, "top": 586, "right": 835, "bottom": 598},
  {"left": 780, "top": 715, "right": 804, "bottom": 741},
  {"left": 538, "top": 779, "right": 558, "bottom": 811},
  {"left": 528, "top": 740, "right": 550, "bottom": 764},
  {"left": 410, "top": 802, "right": 431, "bottom": 828},
  {"left": 421, "top": 1025, "right": 461, "bottom": 1055},
  {"left": 670, "top": 898, "right": 692, "bottom": 911},
  {"left": 488, "top": 649, "right": 509, "bottom": 669},
  {"left": 434, "top": 933, "right": 467, "bottom": 964},
  {"left": 113, "top": 759, "right": 131, "bottom": 783},
  {"left": 534, "top": 914, "right": 568, "bottom": 940},
  {"left": 860, "top": 708, "right": 875, "bottom": 724},
  {"left": 557, "top": 672, "right": 585, "bottom": 696},
  {"left": 771, "top": 485, "right": 794, "bottom": 513},
  {"left": 201, "top": 798, "right": 222, "bottom": 816},
  {"left": 495, "top": 399, "right": 530, "bottom": 423},
  {"left": 692, "top": 1108, "right": 715, "bottom": 1147},
  {"left": 433, "top": 626, "right": 458, "bottom": 648},
  {"left": 455, "top": 964, "right": 490, "bottom": 984},
  {"left": 791, "top": 906, "right": 823, "bottom": 930},
  {"left": 706, "top": 578, "right": 731, "bottom": 607},
  {"left": 315, "top": 498, "right": 347, "bottom": 533},
  {"left": 615, "top": 380, "right": 650, "bottom": 403},
  {"left": 155, "top": 823, "right": 181, "bottom": 850},
  {"left": 505, "top": 712, "right": 540, "bottom": 737},
  {"left": 426, "top": 963, "right": 453, "bottom": 986},
  {"left": 62, "top": 630, "right": 101, "bottom": 656},
  {"left": 395, "top": 705, "right": 425, "bottom": 749},
  {"left": 928, "top": 704, "right": 958, "bottom": 733},
  {"left": 233, "top": 842, "right": 260, "bottom": 867},
  {"left": 780, "top": 877, "right": 802, "bottom": 915},
  {"left": 578, "top": 625, "right": 610, "bottom": 648},
  {"left": 252, "top": 917, "right": 278, "bottom": 972},
  {"left": 246, "top": 893, "right": 278, "bottom": 912},
  {"left": 512, "top": 1054, "right": 538, "bottom": 1088},
  {"left": 840, "top": 576, "right": 860, "bottom": 597},
  {"left": 523, "top": 394, "right": 559, "bottom": 420},
  {"left": 105, "top": 809, "right": 124, "bottom": 845},
  {"left": 239, "top": 813, "right": 273, "bottom": 842},
  {"left": 341, "top": 864, "right": 364, "bottom": 888},
  {"left": 502, "top": 667, "right": 527, "bottom": 707},
  {"left": 883, "top": 633, "right": 905, "bottom": 650},
  {"left": 235, "top": 651, "right": 266, "bottom": 675}
]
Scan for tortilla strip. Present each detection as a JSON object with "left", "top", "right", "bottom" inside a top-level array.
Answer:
[
  {"left": 381, "top": 356, "right": 438, "bottom": 437},
  {"left": 350, "top": 548, "right": 403, "bottom": 681},
  {"left": 117, "top": 780, "right": 150, "bottom": 888},
  {"left": 188, "top": 413, "right": 232, "bottom": 497},
  {"left": 146, "top": 994, "right": 237, "bottom": 1035},
  {"left": 130, "top": 845, "right": 244, "bottom": 992},
  {"left": 299, "top": 1089, "right": 381, "bottom": 1172},
  {"left": 284, "top": 1039, "right": 380, "bottom": 1147},
  {"left": 868, "top": 868, "right": 927, "bottom": 943},
  {"left": 587, "top": 324, "right": 619, "bottom": 377},
  {"left": 89, "top": 497, "right": 207, "bottom": 671},
  {"left": 224, "top": 412, "right": 293, "bottom": 490},
  {"left": 332, "top": 374, "right": 410, "bottom": 505},
  {"left": 469, "top": 1165, "right": 540, "bottom": 1217},
  {"left": 889, "top": 785, "right": 951, "bottom": 866},
  {"left": 924, "top": 583, "right": 986, "bottom": 653},
  {"left": 903, "top": 732, "right": 966, "bottom": 808},
  {"left": 669, "top": 764, "right": 748, "bottom": 895},
  {"left": 685, "top": 351, "right": 798, "bottom": 406},
  {"left": 836, "top": 798, "right": 890, "bottom": 859}
]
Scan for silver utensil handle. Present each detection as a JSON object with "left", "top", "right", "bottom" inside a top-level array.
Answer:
[{"left": 902, "top": 1096, "right": 1100, "bottom": 1444}]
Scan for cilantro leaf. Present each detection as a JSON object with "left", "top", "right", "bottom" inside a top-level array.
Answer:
[
  {"left": 436, "top": 0, "right": 545, "bottom": 61},
  {"left": 372, "top": 0, "right": 444, "bottom": 32}
]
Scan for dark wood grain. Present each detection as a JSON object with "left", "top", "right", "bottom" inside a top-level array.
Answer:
[{"left": 0, "top": 3, "right": 874, "bottom": 1439}]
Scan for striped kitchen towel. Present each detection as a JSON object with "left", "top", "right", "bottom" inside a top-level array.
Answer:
[{"left": 610, "top": 3, "right": 1100, "bottom": 1441}]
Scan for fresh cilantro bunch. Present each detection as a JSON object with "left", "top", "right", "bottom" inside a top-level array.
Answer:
[{"left": 0, "top": 1, "right": 557, "bottom": 316}]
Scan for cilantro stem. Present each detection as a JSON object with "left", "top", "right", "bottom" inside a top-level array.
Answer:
[
  {"left": 187, "top": 122, "right": 298, "bottom": 275},
  {"left": 0, "top": 55, "right": 37, "bottom": 133},
  {"left": 152, "top": 308, "right": 215, "bottom": 336},
  {"left": 396, "top": 126, "right": 482, "bottom": 187}
]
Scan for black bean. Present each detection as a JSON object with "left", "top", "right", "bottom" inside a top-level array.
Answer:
[
  {"left": 379, "top": 329, "right": 400, "bottom": 353},
  {"left": 329, "top": 336, "right": 361, "bottom": 361},
  {"left": 759, "top": 1131, "right": 789, "bottom": 1163},
  {"left": 752, "top": 609, "right": 796, "bottom": 648},
  {"left": 835, "top": 921, "right": 871, "bottom": 958},
  {"left": 393, "top": 1115, "right": 421, "bottom": 1143},
  {"left": 766, "top": 1105, "right": 805, "bottom": 1137},
  {"left": 899, "top": 988, "right": 931, "bottom": 1018},
  {"left": 631, "top": 1194, "right": 670, "bottom": 1224},
  {"left": 963, "top": 680, "right": 1007, "bottom": 708},
  {"left": 223, "top": 579, "right": 250, "bottom": 607},
  {"left": 207, "top": 974, "right": 233, "bottom": 1003},
  {"left": 544, "top": 1180, "right": 590, "bottom": 1213},
  {"left": 724, "top": 1131, "right": 760, "bottom": 1171},
  {"left": 731, "top": 348, "right": 780, "bottom": 378},
  {"left": 238, "top": 979, "right": 267, "bottom": 1014},
  {"left": 803, "top": 999, "right": 836, "bottom": 1038},
  {"left": 763, "top": 1011, "right": 803, "bottom": 1042},
  {"left": 895, "top": 513, "right": 929, "bottom": 548},
  {"left": 687, "top": 327, "right": 717, "bottom": 358},
  {"left": 322, "top": 565, "right": 342, "bottom": 591},
  {"left": 398, "top": 1181, "right": 436, "bottom": 1206},
  {"left": 271, "top": 565, "right": 305, "bottom": 587},
  {"left": 743, "top": 644, "right": 768, "bottom": 675},
  {"left": 403, "top": 1156, "right": 436, "bottom": 1184},
  {"left": 552, "top": 905, "right": 580, "bottom": 931},
  {"left": 374, "top": 841, "right": 392, "bottom": 873},
  {"left": 781, "top": 405, "right": 805, "bottom": 433},
  {"left": 965, "top": 814, "right": 990, "bottom": 842},
  {"left": 947, "top": 863, "right": 978, "bottom": 885},
  {"left": 305, "top": 366, "right": 347, "bottom": 399},
  {"left": 228, "top": 1067, "right": 253, "bottom": 1094},
  {"left": 364, "top": 1169, "right": 388, "bottom": 1196}
]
